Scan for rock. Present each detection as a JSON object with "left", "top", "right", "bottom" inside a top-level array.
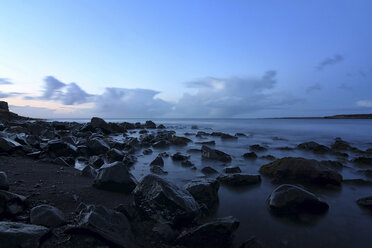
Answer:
[
  {"left": 133, "top": 175, "right": 200, "bottom": 226},
  {"left": 150, "top": 165, "right": 168, "bottom": 175},
  {"left": 195, "top": 140, "right": 216, "bottom": 145},
  {"left": 259, "top": 157, "right": 343, "bottom": 186},
  {"left": 366, "top": 148, "right": 372, "bottom": 155},
  {"left": 331, "top": 137, "right": 352, "bottom": 150},
  {"left": 240, "top": 237, "right": 265, "bottom": 248},
  {"left": 343, "top": 179, "right": 372, "bottom": 186},
  {"left": 142, "top": 148, "right": 153, "bottom": 155},
  {"left": 249, "top": 144, "right": 267, "bottom": 152},
  {"left": 185, "top": 178, "right": 220, "bottom": 210},
  {"left": 297, "top": 141, "right": 330, "bottom": 154},
  {"left": 46, "top": 140, "right": 77, "bottom": 157},
  {"left": 70, "top": 204, "right": 135, "bottom": 248},
  {"left": 81, "top": 165, "right": 97, "bottom": 178},
  {"left": 0, "top": 101, "right": 9, "bottom": 111},
  {"left": 223, "top": 166, "right": 241, "bottom": 174},
  {"left": 93, "top": 162, "right": 137, "bottom": 193},
  {"left": 0, "top": 190, "right": 27, "bottom": 216},
  {"left": 202, "top": 145, "right": 231, "bottom": 162},
  {"left": 157, "top": 124, "right": 166, "bottom": 129},
  {"left": 196, "top": 131, "right": 210, "bottom": 137},
  {"left": 138, "top": 129, "right": 148, "bottom": 134},
  {"left": 150, "top": 155, "right": 164, "bottom": 166},
  {"left": 152, "top": 223, "right": 178, "bottom": 241},
  {"left": 30, "top": 204, "right": 65, "bottom": 227},
  {"left": 218, "top": 174, "right": 261, "bottom": 186},
  {"left": 356, "top": 196, "right": 372, "bottom": 209},
  {"left": 201, "top": 166, "right": 218, "bottom": 174},
  {"left": 235, "top": 133, "right": 247, "bottom": 137},
  {"left": 260, "top": 155, "right": 276, "bottom": 160},
  {"left": 243, "top": 152, "right": 258, "bottom": 159},
  {"left": 352, "top": 157, "right": 372, "bottom": 166},
  {"left": 88, "top": 155, "right": 105, "bottom": 169},
  {"left": 0, "top": 221, "right": 49, "bottom": 248},
  {"left": 0, "top": 137, "right": 22, "bottom": 153},
  {"left": 176, "top": 216, "right": 240, "bottom": 248},
  {"left": 152, "top": 140, "right": 170, "bottom": 148},
  {"left": 145, "top": 120, "right": 156, "bottom": 129},
  {"left": 171, "top": 152, "right": 190, "bottom": 161},
  {"left": 86, "top": 138, "right": 110, "bottom": 156},
  {"left": 181, "top": 160, "right": 194, "bottom": 167},
  {"left": 171, "top": 136, "right": 192, "bottom": 146},
  {"left": 220, "top": 133, "right": 238, "bottom": 140},
  {"left": 267, "top": 184, "right": 329, "bottom": 214},
  {"left": 320, "top": 160, "right": 344, "bottom": 170},
  {"left": 191, "top": 125, "right": 198, "bottom": 129},
  {"left": 359, "top": 169, "right": 372, "bottom": 178},
  {"left": 106, "top": 148, "right": 124, "bottom": 162},
  {"left": 0, "top": 171, "right": 9, "bottom": 190},
  {"left": 90, "top": 117, "right": 111, "bottom": 134},
  {"left": 122, "top": 153, "right": 137, "bottom": 167}
]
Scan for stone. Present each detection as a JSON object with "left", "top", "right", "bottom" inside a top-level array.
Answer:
[
  {"left": 297, "top": 141, "right": 330, "bottom": 154},
  {"left": 90, "top": 117, "right": 111, "bottom": 133},
  {"left": 0, "top": 101, "right": 9, "bottom": 111},
  {"left": 240, "top": 237, "right": 265, "bottom": 248},
  {"left": 0, "top": 137, "right": 22, "bottom": 153},
  {"left": 185, "top": 178, "right": 220, "bottom": 210},
  {"left": 181, "top": 160, "right": 194, "bottom": 167},
  {"left": 46, "top": 140, "right": 77, "bottom": 157},
  {"left": 152, "top": 140, "right": 170, "bottom": 148},
  {"left": 170, "top": 136, "right": 192, "bottom": 146},
  {"left": 145, "top": 120, "right": 156, "bottom": 129},
  {"left": 142, "top": 148, "right": 153, "bottom": 155},
  {"left": 267, "top": 184, "right": 329, "bottom": 214},
  {"left": 157, "top": 124, "right": 166, "bottom": 129},
  {"left": 259, "top": 157, "right": 343, "bottom": 186},
  {"left": 94, "top": 162, "right": 137, "bottom": 193},
  {"left": 260, "top": 155, "right": 276, "bottom": 160},
  {"left": 0, "top": 221, "right": 49, "bottom": 248},
  {"left": 88, "top": 155, "right": 105, "bottom": 169},
  {"left": 243, "top": 152, "right": 258, "bottom": 159},
  {"left": 249, "top": 144, "right": 267, "bottom": 152},
  {"left": 152, "top": 223, "right": 178, "bottom": 241},
  {"left": 195, "top": 140, "right": 216, "bottom": 145},
  {"left": 220, "top": 133, "right": 238, "bottom": 140},
  {"left": 0, "top": 190, "right": 27, "bottom": 216},
  {"left": 331, "top": 137, "right": 352, "bottom": 150},
  {"left": 353, "top": 157, "right": 372, "bottom": 166},
  {"left": 86, "top": 138, "right": 110, "bottom": 156},
  {"left": 176, "top": 216, "right": 240, "bottom": 248},
  {"left": 0, "top": 171, "right": 9, "bottom": 190},
  {"left": 106, "top": 148, "right": 124, "bottom": 162},
  {"left": 202, "top": 145, "right": 231, "bottom": 162},
  {"left": 356, "top": 196, "right": 372, "bottom": 209},
  {"left": 171, "top": 152, "right": 190, "bottom": 161},
  {"left": 150, "top": 165, "right": 168, "bottom": 175},
  {"left": 81, "top": 165, "right": 97, "bottom": 178},
  {"left": 30, "top": 204, "right": 65, "bottom": 227},
  {"left": 320, "top": 160, "right": 344, "bottom": 170},
  {"left": 218, "top": 174, "right": 261, "bottom": 187},
  {"left": 223, "top": 166, "right": 241, "bottom": 174},
  {"left": 150, "top": 155, "right": 164, "bottom": 166},
  {"left": 201, "top": 166, "right": 218, "bottom": 174},
  {"left": 133, "top": 175, "right": 200, "bottom": 226}
]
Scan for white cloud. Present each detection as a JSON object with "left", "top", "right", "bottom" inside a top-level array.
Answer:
[
  {"left": 0, "top": 78, "right": 13, "bottom": 85},
  {"left": 356, "top": 100, "right": 372, "bottom": 108}
]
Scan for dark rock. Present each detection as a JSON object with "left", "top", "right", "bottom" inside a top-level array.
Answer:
[
  {"left": 0, "top": 190, "right": 28, "bottom": 216},
  {"left": 235, "top": 133, "right": 247, "bottom": 137},
  {"left": 201, "top": 166, "right": 218, "bottom": 174},
  {"left": 150, "top": 165, "right": 168, "bottom": 175},
  {"left": 259, "top": 157, "right": 343, "bottom": 186},
  {"left": 181, "top": 160, "right": 194, "bottom": 167},
  {"left": 93, "top": 162, "right": 137, "bottom": 193},
  {"left": 54, "top": 156, "right": 75, "bottom": 167},
  {"left": 152, "top": 223, "right": 178, "bottom": 241},
  {"left": 81, "top": 165, "right": 97, "bottom": 178},
  {"left": 121, "top": 122, "right": 136, "bottom": 130},
  {"left": 202, "top": 145, "right": 231, "bottom": 162},
  {"left": 366, "top": 148, "right": 372, "bottom": 155},
  {"left": 185, "top": 178, "right": 220, "bottom": 210},
  {"left": 175, "top": 216, "right": 240, "bottom": 248},
  {"left": 88, "top": 155, "right": 105, "bottom": 169},
  {"left": 0, "top": 101, "right": 9, "bottom": 111},
  {"left": 249, "top": 144, "right": 267, "bottom": 152},
  {"left": 297, "top": 141, "right": 330, "bottom": 154},
  {"left": 106, "top": 148, "right": 124, "bottom": 162},
  {"left": 343, "top": 179, "right": 372, "bottom": 186},
  {"left": 157, "top": 124, "right": 166, "bottom": 129},
  {"left": 0, "top": 221, "right": 49, "bottom": 248},
  {"left": 320, "top": 160, "right": 344, "bottom": 170},
  {"left": 223, "top": 166, "right": 242, "bottom": 174},
  {"left": 0, "top": 137, "right": 22, "bottom": 153},
  {"left": 171, "top": 136, "right": 192, "bottom": 146},
  {"left": 356, "top": 196, "right": 372, "bottom": 209},
  {"left": 159, "top": 152, "right": 169, "bottom": 157},
  {"left": 138, "top": 129, "right": 148, "bottom": 134},
  {"left": 133, "top": 175, "right": 200, "bottom": 225},
  {"left": 90, "top": 117, "right": 111, "bottom": 134},
  {"left": 30, "top": 204, "right": 65, "bottom": 227},
  {"left": 359, "top": 169, "right": 372, "bottom": 178},
  {"left": 145, "top": 120, "right": 156, "bottom": 129},
  {"left": 218, "top": 174, "right": 261, "bottom": 187},
  {"left": 152, "top": 140, "right": 170, "bottom": 148},
  {"left": 122, "top": 153, "right": 137, "bottom": 167},
  {"left": 196, "top": 131, "right": 210, "bottom": 137},
  {"left": 195, "top": 140, "right": 216, "bottom": 145},
  {"left": 260, "top": 155, "right": 276, "bottom": 160},
  {"left": 352, "top": 157, "right": 372, "bottom": 166},
  {"left": 142, "top": 148, "right": 153, "bottom": 155},
  {"left": 331, "top": 137, "right": 352, "bottom": 150},
  {"left": 240, "top": 237, "right": 265, "bottom": 248},
  {"left": 86, "top": 138, "right": 110, "bottom": 156},
  {"left": 267, "top": 184, "right": 329, "bottom": 214},
  {"left": 171, "top": 152, "right": 190, "bottom": 161},
  {"left": 191, "top": 125, "right": 198, "bottom": 129},
  {"left": 221, "top": 133, "right": 238, "bottom": 140},
  {"left": 150, "top": 155, "right": 164, "bottom": 166},
  {"left": 243, "top": 152, "right": 258, "bottom": 159},
  {"left": 0, "top": 171, "right": 9, "bottom": 190},
  {"left": 187, "top": 148, "right": 201, "bottom": 153}
]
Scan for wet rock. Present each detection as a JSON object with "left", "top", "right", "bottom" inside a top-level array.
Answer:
[
  {"left": 69, "top": 204, "right": 135, "bottom": 248},
  {"left": 259, "top": 157, "right": 343, "bottom": 186},
  {"left": 196, "top": 131, "right": 210, "bottom": 137},
  {"left": 366, "top": 148, "right": 372, "bottom": 155},
  {"left": 220, "top": 133, "right": 238, "bottom": 140},
  {"left": 185, "top": 178, "right": 220, "bottom": 210},
  {"left": 0, "top": 221, "right": 49, "bottom": 248},
  {"left": 356, "top": 196, "right": 372, "bottom": 209},
  {"left": 223, "top": 166, "right": 242, "bottom": 174},
  {"left": 202, "top": 145, "right": 232, "bottom": 162},
  {"left": 46, "top": 140, "right": 78, "bottom": 157},
  {"left": 343, "top": 179, "right": 372, "bottom": 186},
  {"left": 86, "top": 138, "right": 110, "bottom": 156},
  {"left": 260, "top": 155, "right": 276, "bottom": 160},
  {"left": 152, "top": 140, "right": 170, "bottom": 148},
  {"left": 150, "top": 155, "right": 164, "bottom": 166},
  {"left": 0, "top": 190, "right": 28, "bottom": 216},
  {"left": 331, "top": 137, "right": 352, "bottom": 150},
  {"left": 201, "top": 166, "right": 218, "bottom": 174},
  {"left": 297, "top": 141, "right": 330, "bottom": 154},
  {"left": 235, "top": 133, "right": 247, "bottom": 137},
  {"left": 0, "top": 137, "right": 22, "bottom": 153},
  {"left": 249, "top": 144, "right": 267, "bottom": 152},
  {"left": 240, "top": 237, "right": 265, "bottom": 248},
  {"left": 142, "top": 148, "right": 153, "bottom": 155},
  {"left": 267, "top": 184, "right": 329, "bottom": 214},
  {"left": 191, "top": 125, "right": 198, "bottom": 129},
  {"left": 171, "top": 136, "right": 192, "bottom": 146},
  {"left": 171, "top": 152, "right": 190, "bottom": 161},
  {"left": 195, "top": 140, "right": 216, "bottom": 145},
  {"left": 133, "top": 175, "right": 200, "bottom": 226},
  {"left": 145, "top": 120, "right": 156, "bottom": 129},
  {"left": 152, "top": 223, "right": 178, "bottom": 241},
  {"left": 187, "top": 148, "right": 201, "bottom": 153},
  {"left": 106, "top": 148, "right": 124, "bottom": 162},
  {"left": 150, "top": 165, "right": 168, "bottom": 175},
  {"left": 320, "top": 160, "right": 344, "bottom": 170},
  {"left": 181, "top": 160, "right": 194, "bottom": 167},
  {"left": 0, "top": 171, "right": 9, "bottom": 190},
  {"left": 159, "top": 152, "right": 169, "bottom": 157},
  {"left": 352, "top": 157, "right": 372, "bottom": 166},
  {"left": 93, "top": 162, "right": 137, "bottom": 193},
  {"left": 243, "top": 152, "right": 258, "bottom": 159},
  {"left": 218, "top": 174, "right": 261, "bottom": 187},
  {"left": 138, "top": 129, "right": 148, "bottom": 134},
  {"left": 88, "top": 155, "right": 105, "bottom": 169},
  {"left": 175, "top": 216, "right": 240, "bottom": 248},
  {"left": 122, "top": 153, "right": 137, "bottom": 167},
  {"left": 30, "top": 204, "right": 65, "bottom": 227},
  {"left": 90, "top": 117, "right": 111, "bottom": 134},
  {"left": 157, "top": 124, "right": 166, "bottom": 129},
  {"left": 359, "top": 169, "right": 372, "bottom": 178},
  {"left": 81, "top": 165, "right": 97, "bottom": 178}
]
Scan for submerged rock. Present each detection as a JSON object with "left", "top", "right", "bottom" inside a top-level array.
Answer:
[
  {"left": 30, "top": 204, "right": 65, "bottom": 227},
  {"left": 243, "top": 152, "right": 258, "bottom": 159},
  {"left": 223, "top": 166, "right": 242, "bottom": 174},
  {"left": 202, "top": 145, "right": 232, "bottom": 162},
  {"left": 259, "top": 157, "right": 342, "bottom": 186},
  {"left": 171, "top": 136, "right": 192, "bottom": 146},
  {"left": 249, "top": 144, "right": 267, "bottom": 152},
  {"left": 175, "top": 216, "right": 240, "bottom": 248},
  {"left": 201, "top": 166, "right": 218, "bottom": 174},
  {"left": 171, "top": 152, "right": 190, "bottom": 161},
  {"left": 267, "top": 184, "right": 329, "bottom": 215},
  {"left": 185, "top": 178, "right": 220, "bottom": 210},
  {"left": 93, "top": 162, "right": 137, "bottom": 193},
  {"left": 133, "top": 175, "right": 200, "bottom": 226},
  {"left": 218, "top": 174, "right": 261, "bottom": 187},
  {"left": 356, "top": 196, "right": 372, "bottom": 209}
]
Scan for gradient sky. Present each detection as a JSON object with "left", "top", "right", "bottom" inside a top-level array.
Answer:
[{"left": 0, "top": 0, "right": 371, "bottom": 118}]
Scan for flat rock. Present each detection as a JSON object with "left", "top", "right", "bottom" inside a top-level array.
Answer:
[
  {"left": 171, "top": 152, "right": 190, "bottom": 161},
  {"left": 30, "top": 204, "right": 65, "bottom": 227},
  {"left": 170, "top": 136, "right": 192, "bottom": 146}
]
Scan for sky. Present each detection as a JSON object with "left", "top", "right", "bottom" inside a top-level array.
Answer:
[{"left": 0, "top": 0, "right": 371, "bottom": 118}]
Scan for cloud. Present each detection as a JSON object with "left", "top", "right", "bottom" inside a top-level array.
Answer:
[
  {"left": 0, "top": 78, "right": 13, "bottom": 85},
  {"left": 317, "top": 54, "right": 344, "bottom": 70},
  {"left": 339, "top": 83, "right": 352, "bottom": 90},
  {"left": 356, "top": 100, "right": 372, "bottom": 108},
  {"left": 0, "top": 92, "right": 10, "bottom": 98},
  {"left": 306, "top": 83, "right": 321, "bottom": 93},
  {"left": 40, "top": 76, "right": 66, "bottom": 100},
  {"left": 0, "top": 91, "right": 24, "bottom": 99}
]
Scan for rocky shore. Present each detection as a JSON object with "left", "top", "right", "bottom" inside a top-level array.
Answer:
[{"left": 0, "top": 101, "right": 372, "bottom": 248}]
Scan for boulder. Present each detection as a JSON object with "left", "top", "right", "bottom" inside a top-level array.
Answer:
[
  {"left": 133, "top": 175, "right": 200, "bottom": 225},
  {"left": 170, "top": 136, "right": 192, "bottom": 146},
  {"left": 88, "top": 155, "right": 105, "bottom": 169},
  {"left": 259, "top": 157, "right": 343, "bottom": 186},
  {"left": 86, "top": 138, "right": 110, "bottom": 156},
  {"left": 201, "top": 166, "right": 218, "bottom": 174},
  {"left": 106, "top": 148, "right": 124, "bottom": 162},
  {"left": 150, "top": 155, "right": 164, "bottom": 166},
  {"left": 249, "top": 144, "right": 267, "bottom": 152},
  {"left": 150, "top": 165, "right": 168, "bottom": 175},
  {"left": 30, "top": 204, "right": 65, "bottom": 227},
  {"left": 94, "top": 162, "right": 137, "bottom": 193},
  {"left": 181, "top": 160, "right": 194, "bottom": 167},
  {"left": 145, "top": 120, "right": 156, "bottom": 129},
  {"left": 0, "top": 190, "right": 27, "bottom": 216},
  {"left": 70, "top": 204, "right": 135, "bottom": 248},
  {"left": 157, "top": 124, "right": 166, "bottom": 129},
  {"left": 218, "top": 174, "right": 261, "bottom": 187},
  {"left": 243, "top": 152, "right": 258, "bottom": 159},
  {"left": 297, "top": 141, "right": 330, "bottom": 154},
  {"left": 81, "top": 165, "right": 97, "bottom": 178},
  {"left": 185, "top": 178, "right": 220, "bottom": 210},
  {"left": 356, "top": 196, "right": 372, "bottom": 209},
  {"left": 142, "top": 148, "right": 153, "bottom": 155},
  {"left": 267, "top": 184, "right": 329, "bottom": 214},
  {"left": 223, "top": 166, "right": 242, "bottom": 174},
  {"left": 320, "top": 160, "right": 344, "bottom": 170},
  {"left": 152, "top": 140, "right": 170, "bottom": 148},
  {"left": 90, "top": 117, "right": 111, "bottom": 133},
  {"left": 201, "top": 145, "right": 231, "bottom": 162},
  {"left": 171, "top": 152, "right": 190, "bottom": 161},
  {"left": 0, "top": 101, "right": 9, "bottom": 111},
  {"left": 0, "top": 137, "right": 22, "bottom": 153},
  {"left": 331, "top": 137, "right": 352, "bottom": 150},
  {"left": 122, "top": 153, "right": 137, "bottom": 167},
  {"left": 0, "top": 221, "right": 49, "bottom": 248},
  {"left": 220, "top": 133, "right": 238, "bottom": 140},
  {"left": 175, "top": 216, "right": 240, "bottom": 248},
  {"left": 0, "top": 171, "right": 9, "bottom": 190}
]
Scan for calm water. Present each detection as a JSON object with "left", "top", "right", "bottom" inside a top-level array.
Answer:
[{"left": 55, "top": 118, "right": 372, "bottom": 248}]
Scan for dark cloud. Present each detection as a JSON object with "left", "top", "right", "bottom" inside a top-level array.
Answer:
[
  {"left": 317, "top": 54, "right": 343, "bottom": 71},
  {"left": 0, "top": 78, "right": 13, "bottom": 85},
  {"left": 40, "top": 76, "right": 66, "bottom": 100},
  {"left": 306, "top": 83, "right": 321, "bottom": 93}
]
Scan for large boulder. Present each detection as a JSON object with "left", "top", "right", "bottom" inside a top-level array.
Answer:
[
  {"left": 267, "top": 184, "right": 329, "bottom": 214},
  {"left": 175, "top": 216, "right": 240, "bottom": 248},
  {"left": 133, "top": 175, "right": 200, "bottom": 226},
  {"left": 30, "top": 204, "right": 65, "bottom": 227},
  {"left": 69, "top": 204, "right": 135, "bottom": 248},
  {"left": 185, "top": 179, "right": 220, "bottom": 210},
  {"left": 46, "top": 140, "right": 77, "bottom": 157},
  {"left": 145, "top": 120, "right": 156, "bottom": 129},
  {"left": 86, "top": 138, "right": 110, "bottom": 156},
  {"left": 217, "top": 174, "right": 261, "bottom": 187},
  {"left": 0, "top": 137, "right": 22, "bottom": 153},
  {"left": 259, "top": 157, "right": 342, "bottom": 186},
  {"left": 0, "top": 221, "right": 49, "bottom": 248},
  {"left": 93, "top": 162, "right": 137, "bottom": 193},
  {"left": 202, "top": 145, "right": 231, "bottom": 162},
  {"left": 0, "top": 171, "right": 9, "bottom": 190},
  {"left": 90, "top": 117, "right": 111, "bottom": 134}
]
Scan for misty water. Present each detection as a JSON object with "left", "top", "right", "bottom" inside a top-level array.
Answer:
[{"left": 61, "top": 118, "right": 372, "bottom": 247}]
